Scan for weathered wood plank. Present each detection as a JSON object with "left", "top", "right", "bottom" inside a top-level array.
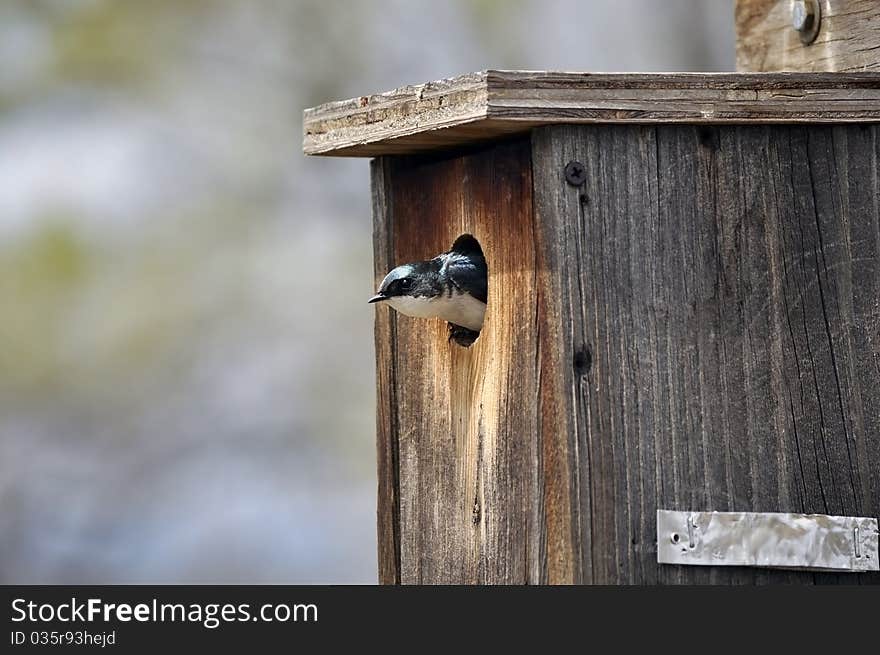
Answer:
[
  {"left": 371, "top": 157, "right": 401, "bottom": 584},
  {"left": 531, "top": 124, "right": 880, "bottom": 584},
  {"left": 306, "top": 73, "right": 488, "bottom": 157},
  {"left": 737, "top": 0, "right": 880, "bottom": 72},
  {"left": 371, "top": 139, "right": 540, "bottom": 583},
  {"left": 305, "top": 71, "right": 880, "bottom": 157}
]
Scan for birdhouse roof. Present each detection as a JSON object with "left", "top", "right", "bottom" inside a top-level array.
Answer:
[{"left": 303, "top": 70, "right": 880, "bottom": 157}]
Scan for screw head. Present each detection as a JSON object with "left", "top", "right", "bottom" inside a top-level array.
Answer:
[
  {"left": 792, "top": 0, "right": 821, "bottom": 44},
  {"left": 564, "top": 160, "right": 586, "bottom": 186},
  {"left": 791, "top": 1, "right": 811, "bottom": 32}
]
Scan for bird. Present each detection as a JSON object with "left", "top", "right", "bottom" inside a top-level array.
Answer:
[{"left": 368, "top": 234, "right": 487, "bottom": 340}]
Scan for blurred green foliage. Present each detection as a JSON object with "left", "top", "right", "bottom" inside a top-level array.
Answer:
[{"left": 0, "top": 221, "right": 89, "bottom": 393}]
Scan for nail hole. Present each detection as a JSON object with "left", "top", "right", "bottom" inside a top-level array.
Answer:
[
  {"left": 697, "top": 126, "right": 717, "bottom": 150},
  {"left": 573, "top": 346, "right": 592, "bottom": 376}
]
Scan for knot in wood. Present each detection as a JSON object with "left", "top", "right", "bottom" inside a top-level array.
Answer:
[{"left": 573, "top": 346, "right": 592, "bottom": 376}]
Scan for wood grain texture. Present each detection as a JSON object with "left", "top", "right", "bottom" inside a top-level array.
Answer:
[
  {"left": 371, "top": 157, "right": 401, "bottom": 584},
  {"left": 305, "top": 73, "right": 488, "bottom": 157},
  {"left": 305, "top": 71, "right": 880, "bottom": 157},
  {"left": 531, "top": 123, "right": 880, "bottom": 583},
  {"left": 371, "top": 138, "right": 540, "bottom": 583},
  {"left": 737, "top": 0, "right": 880, "bottom": 72}
]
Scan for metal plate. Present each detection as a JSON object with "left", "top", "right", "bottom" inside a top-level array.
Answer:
[{"left": 657, "top": 510, "right": 879, "bottom": 572}]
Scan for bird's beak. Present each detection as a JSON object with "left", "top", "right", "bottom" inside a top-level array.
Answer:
[{"left": 368, "top": 293, "right": 387, "bottom": 304}]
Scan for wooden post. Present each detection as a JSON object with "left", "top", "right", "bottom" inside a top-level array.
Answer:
[
  {"left": 736, "top": 0, "right": 880, "bottom": 72},
  {"left": 305, "top": 72, "right": 880, "bottom": 584}
]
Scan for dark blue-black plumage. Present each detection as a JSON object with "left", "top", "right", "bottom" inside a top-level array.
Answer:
[{"left": 438, "top": 234, "right": 487, "bottom": 303}]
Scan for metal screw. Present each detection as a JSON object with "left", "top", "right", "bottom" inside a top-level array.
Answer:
[
  {"left": 792, "top": 0, "right": 821, "bottom": 45},
  {"left": 564, "top": 160, "right": 586, "bottom": 186},
  {"left": 791, "top": 1, "right": 809, "bottom": 31}
]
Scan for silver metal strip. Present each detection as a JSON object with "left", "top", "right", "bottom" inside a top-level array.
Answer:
[{"left": 657, "top": 510, "right": 880, "bottom": 572}]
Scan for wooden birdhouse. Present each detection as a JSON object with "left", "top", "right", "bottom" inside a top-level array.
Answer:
[{"left": 303, "top": 0, "right": 880, "bottom": 584}]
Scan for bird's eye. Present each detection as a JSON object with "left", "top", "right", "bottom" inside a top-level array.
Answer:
[{"left": 400, "top": 278, "right": 412, "bottom": 290}]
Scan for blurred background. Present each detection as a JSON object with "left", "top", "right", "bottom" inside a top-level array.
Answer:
[{"left": 0, "top": 0, "right": 734, "bottom": 583}]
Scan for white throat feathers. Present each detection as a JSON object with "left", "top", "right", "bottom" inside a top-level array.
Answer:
[{"left": 386, "top": 290, "right": 485, "bottom": 331}]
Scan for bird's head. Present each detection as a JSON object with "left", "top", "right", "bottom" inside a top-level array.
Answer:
[{"left": 368, "top": 262, "right": 439, "bottom": 304}]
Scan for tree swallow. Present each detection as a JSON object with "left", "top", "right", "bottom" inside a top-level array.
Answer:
[{"left": 369, "top": 234, "right": 487, "bottom": 343}]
